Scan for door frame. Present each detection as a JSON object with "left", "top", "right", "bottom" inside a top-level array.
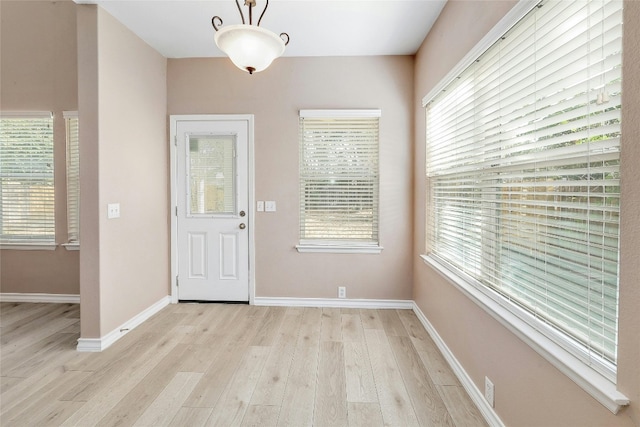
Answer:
[{"left": 169, "top": 114, "right": 255, "bottom": 304}]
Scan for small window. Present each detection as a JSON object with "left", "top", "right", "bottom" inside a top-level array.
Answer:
[
  {"left": 0, "top": 112, "right": 55, "bottom": 244},
  {"left": 297, "top": 110, "right": 381, "bottom": 253},
  {"left": 64, "top": 111, "right": 79, "bottom": 244}
]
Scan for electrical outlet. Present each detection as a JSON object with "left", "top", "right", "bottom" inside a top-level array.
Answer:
[
  {"left": 338, "top": 286, "right": 346, "bottom": 299},
  {"left": 485, "top": 376, "right": 495, "bottom": 408}
]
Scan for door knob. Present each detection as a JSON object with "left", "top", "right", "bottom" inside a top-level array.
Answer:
[{"left": 239, "top": 223, "right": 246, "bottom": 230}]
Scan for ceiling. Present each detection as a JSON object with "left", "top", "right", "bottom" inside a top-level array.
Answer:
[{"left": 82, "top": 0, "right": 447, "bottom": 59}]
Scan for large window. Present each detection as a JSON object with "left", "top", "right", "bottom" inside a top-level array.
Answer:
[
  {"left": 424, "top": 0, "right": 622, "bottom": 385},
  {"left": 64, "top": 111, "right": 79, "bottom": 245},
  {"left": 0, "top": 112, "right": 55, "bottom": 245},
  {"left": 297, "top": 110, "right": 381, "bottom": 253}
]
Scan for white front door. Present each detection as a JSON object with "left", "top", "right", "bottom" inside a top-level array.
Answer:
[{"left": 174, "top": 117, "right": 251, "bottom": 302}]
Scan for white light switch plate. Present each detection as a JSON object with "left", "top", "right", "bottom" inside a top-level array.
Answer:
[
  {"left": 257, "top": 201, "right": 264, "bottom": 212},
  {"left": 265, "top": 201, "right": 276, "bottom": 212},
  {"left": 107, "top": 203, "right": 120, "bottom": 219}
]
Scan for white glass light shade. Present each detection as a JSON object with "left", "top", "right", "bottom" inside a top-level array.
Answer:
[{"left": 214, "top": 24, "right": 285, "bottom": 74}]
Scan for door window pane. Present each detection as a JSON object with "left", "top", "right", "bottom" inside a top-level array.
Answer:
[{"left": 188, "top": 135, "right": 236, "bottom": 215}]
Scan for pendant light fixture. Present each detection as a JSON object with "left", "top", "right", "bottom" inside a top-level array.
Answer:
[{"left": 212, "top": 0, "right": 290, "bottom": 74}]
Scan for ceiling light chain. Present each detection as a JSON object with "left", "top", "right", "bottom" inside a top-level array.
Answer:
[{"left": 211, "top": 0, "right": 290, "bottom": 74}]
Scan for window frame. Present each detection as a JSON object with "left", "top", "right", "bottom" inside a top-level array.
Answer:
[
  {"left": 296, "top": 109, "right": 383, "bottom": 254},
  {"left": 63, "top": 111, "right": 79, "bottom": 250},
  {"left": 421, "top": 0, "right": 628, "bottom": 413},
  {"left": 0, "top": 111, "right": 56, "bottom": 250}
]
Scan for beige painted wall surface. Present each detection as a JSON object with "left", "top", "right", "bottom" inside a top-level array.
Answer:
[
  {"left": 0, "top": 0, "right": 79, "bottom": 295},
  {"left": 96, "top": 8, "right": 169, "bottom": 336},
  {"left": 77, "top": 5, "right": 101, "bottom": 338},
  {"left": 77, "top": 5, "right": 169, "bottom": 337},
  {"left": 414, "top": 1, "right": 639, "bottom": 426},
  {"left": 168, "top": 56, "right": 414, "bottom": 300}
]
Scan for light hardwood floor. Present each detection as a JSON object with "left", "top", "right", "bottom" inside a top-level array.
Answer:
[{"left": 0, "top": 302, "right": 488, "bottom": 427}]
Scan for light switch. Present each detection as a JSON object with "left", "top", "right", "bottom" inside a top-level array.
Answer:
[
  {"left": 257, "top": 201, "right": 264, "bottom": 212},
  {"left": 265, "top": 201, "right": 276, "bottom": 212},
  {"left": 107, "top": 203, "right": 120, "bottom": 219}
]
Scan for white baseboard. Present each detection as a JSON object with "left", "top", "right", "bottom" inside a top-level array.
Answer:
[
  {"left": 412, "top": 302, "right": 504, "bottom": 427},
  {"left": 0, "top": 292, "right": 80, "bottom": 304},
  {"left": 76, "top": 296, "right": 171, "bottom": 352},
  {"left": 254, "top": 297, "right": 413, "bottom": 309},
  {"left": 75, "top": 337, "right": 105, "bottom": 352}
]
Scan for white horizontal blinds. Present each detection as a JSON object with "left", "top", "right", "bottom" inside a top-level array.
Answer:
[
  {"left": 299, "top": 111, "right": 380, "bottom": 244},
  {"left": 0, "top": 112, "right": 55, "bottom": 243},
  {"left": 65, "top": 112, "right": 79, "bottom": 243},
  {"left": 426, "top": 0, "right": 622, "bottom": 371}
]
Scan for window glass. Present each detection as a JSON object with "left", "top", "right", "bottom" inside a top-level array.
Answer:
[
  {"left": 188, "top": 135, "right": 236, "bottom": 216},
  {"left": 65, "top": 112, "right": 79, "bottom": 243},
  {"left": 299, "top": 112, "right": 379, "bottom": 245},
  {"left": 0, "top": 113, "right": 55, "bottom": 243},
  {"left": 425, "top": 0, "right": 622, "bottom": 373}
]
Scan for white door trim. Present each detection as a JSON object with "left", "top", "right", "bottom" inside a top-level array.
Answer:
[{"left": 169, "top": 115, "right": 255, "bottom": 305}]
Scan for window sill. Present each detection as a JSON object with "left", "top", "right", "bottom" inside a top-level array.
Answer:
[
  {"left": 296, "top": 244, "right": 383, "bottom": 254},
  {"left": 420, "top": 254, "right": 629, "bottom": 414},
  {"left": 62, "top": 243, "right": 80, "bottom": 251},
  {"left": 0, "top": 243, "right": 57, "bottom": 251}
]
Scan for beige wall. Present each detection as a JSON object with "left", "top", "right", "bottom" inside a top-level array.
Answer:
[
  {"left": 413, "top": 1, "right": 640, "bottom": 426},
  {"left": 168, "top": 56, "right": 414, "bottom": 300},
  {"left": 0, "top": 0, "right": 79, "bottom": 295},
  {"left": 77, "top": 5, "right": 169, "bottom": 337}
]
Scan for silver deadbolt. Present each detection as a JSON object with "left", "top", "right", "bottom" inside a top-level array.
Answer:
[
  {"left": 239, "top": 223, "right": 246, "bottom": 230},
  {"left": 239, "top": 210, "right": 246, "bottom": 217}
]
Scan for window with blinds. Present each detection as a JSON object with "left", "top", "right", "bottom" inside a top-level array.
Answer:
[
  {"left": 424, "top": 0, "right": 622, "bottom": 376},
  {"left": 65, "top": 112, "right": 79, "bottom": 244},
  {"left": 299, "top": 110, "right": 380, "bottom": 249},
  {"left": 0, "top": 112, "right": 55, "bottom": 244}
]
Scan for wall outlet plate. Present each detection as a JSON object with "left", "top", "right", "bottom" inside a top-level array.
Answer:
[
  {"left": 485, "top": 376, "right": 495, "bottom": 408},
  {"left": 338, "top": 286, "right": 346, "bottom": 299}
]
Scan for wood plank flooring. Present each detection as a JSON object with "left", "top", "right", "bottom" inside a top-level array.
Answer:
[{"left": 0, "top": 302, "right": 487, "bottom": 427}]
